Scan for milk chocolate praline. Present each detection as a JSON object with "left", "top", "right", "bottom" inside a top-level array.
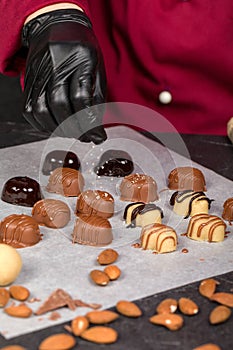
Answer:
[
  {"left": 1, "top": 176, "right": 43, "bottom": 207},
  {"left": 94, "top": 149, "right": 134, "bottom": 177},
  {"left": 46, "top": 167, "right": 84, "bottom": 197},
  {"left": 168, "top": 167, "right": 206, "bottom": 192},
  {"left": 76, "top": 190, "right": 114, "bottom": 219},
  {"left": 42, "top": 150, "right": 81, "bottom": 175},
  {"left": 222, "top": 197, "right": 233, "bottom": 224},
  {"left": 0, "top": 214, "right": 42, "bottom": 248},
  {"left": 32, "top": 199, "right": 71, "bottom": 228},
  {"left": 72, "top": 214, "right": 113, "bottom": 246},
  {"left": 119, "top": 173, "right": 158, "bottom": 203}
]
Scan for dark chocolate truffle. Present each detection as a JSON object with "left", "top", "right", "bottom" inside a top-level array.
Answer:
[
  {"left": 32, "top": 199, "right": 71, "bottom": 228},
  {"left": 168, "top": 167, "right": 206, "bottom": 192},
  {"left": 94, "top": 149, "right": 134, "bottom": 177},
  {"left": 72, "top": 214, "right": 113, "bottom": 246},
  {"left": 42, "top": 150, "right": 81, "bottom": 175},
  {"left": 119, "top": 173, "right": 159, "bottom": 203},
  {"left": 46, "top": 167, "right": 84, "bottom": 197},
  {"left": 0, "top": 214, "right": 42, "bottom": 248},
  {"left": 76, "top": 190, "right": 114, "bottom": 219},
  {"left": 222, "top": 197, "right": 233, "bottom": 224},
  {"left": 1, "top": 176, "right": 43, "bottom": 207}
]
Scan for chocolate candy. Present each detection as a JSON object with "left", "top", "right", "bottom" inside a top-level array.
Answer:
[
  {"left": 1, "top": 176, "right": 43, "bottom": 207},
  {"left": 0, "top": 214, "right": 42, "bottom": 248},
  {"left": 168, "top": 167, "right": 206, "bottom": 192},
  {"left": 76, "top": 190, "right": 114, "bottom": 219},
  {"left": 94, "top": 150, "right": 134, "bottom": 177},
  {"left": 42, "top": 150, "right": 81, "bottom": 175}
]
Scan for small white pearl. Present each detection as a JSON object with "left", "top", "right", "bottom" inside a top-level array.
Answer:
[{"left": 158, "top": 90, "right": 172, "bottom": 104}]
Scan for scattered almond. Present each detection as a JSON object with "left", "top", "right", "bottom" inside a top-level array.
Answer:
[
  {"left": 0, "top": 346, "right": 27, "bottom": 350},
  {"left": 4, "top": 303, "right": 32, "bottom": 318},
  {"left": 90, "top": 270, "right": 110, "bottom": 286},
  {"left": 86, "top": 310, "right": 119, "bottom": 324},
  {"left": 104, "top": 265, "right": 121, "bottom": 280},
  {"left": 199, "top": 279, "right": 218, "bottom": 299},
  {"left": 0, "top": 288, "right": 10, "bottom": 307},
  {"left": 97, "top": 249, "right": 119, "bottom": 265},
  {"left": 116, "top": 300, "right": 142, "bottom": 318},
  {"left": 71, "top": 316, "right": 89, "bottom": 336},
  {"left": 209, "top": 305, "right": 231, "bottom": 325},
  {"left": 149, "top": 313, "right": 184, "bottom": 331},
  {"left": 80, "top": 326, "right": 118, "bottom": 344},
  {"left": 39, "top": 333, "right": 76, "bottom": 350},
  {"left": 9, "top": 285, "right": 30, "bottom": 301},
  {"left": 156, "top": 298, "right": 178, "bottom": 314},
  {"left": 210, "top": 292, "right": 233, "bottom": 307},
  {"left": 178, "top": 297, "right": 199, "bottom": 316},
  {"left": 193, "top": 343, "right": 221, "bottom": 350}
]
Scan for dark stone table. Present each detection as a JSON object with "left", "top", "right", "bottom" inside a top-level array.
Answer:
[{"left": 0, "top": 120, "right": 232, "bottom": 350}]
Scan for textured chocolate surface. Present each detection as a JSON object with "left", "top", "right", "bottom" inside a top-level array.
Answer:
[
  {"left": 42, "top": 150, "right": 81, "bottom": 175},
  {"left": 94, "top": 149, "right": 134, "bottom": 177},
  {"left": 222, "top": 197, "right": 233, "bottom": 223},
  {"left": 46, "top": 167, "right": 84, "bottom": 197},
  {"left": 76, "top": 190, "right": 114, "bottom": 219},
  {"left": 1, "top": 176, "right": 43, "bottom": 207},
  {"left": 72, "top": 214, "right": 113, "bottom": 246},
  {"left": 0, "top": 214, "right": 42, "bottom": 248},
  {"left": 119, "top": 173, "right": 158, "bottom": 203},
  {"left": 32, "top": 199, "right": 71, "bottom": 228},
  {"left": 168, "top": 167, "right": 206, "bottom": 192}
]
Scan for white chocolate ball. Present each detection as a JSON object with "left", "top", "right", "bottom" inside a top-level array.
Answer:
[
  {"left": 158, "top": 90, "right": 172, "bottom": 104},
  {"left": 0, "top": 244, "right": 22, "bottom": 286}
]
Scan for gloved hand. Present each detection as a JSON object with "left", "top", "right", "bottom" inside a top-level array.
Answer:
[{"left": 22, "top": 9, "right": 107, "bottom": 144}]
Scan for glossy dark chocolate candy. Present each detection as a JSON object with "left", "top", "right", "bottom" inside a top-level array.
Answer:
[
  {"left": 42, "top": 150, "right": 81, "bottom": 175},
  {"left": 1, "top": 176, "right": 43, "bottom": 207},
  {"left": 94, "top": 149, "right": 134, "bottom": 177}
]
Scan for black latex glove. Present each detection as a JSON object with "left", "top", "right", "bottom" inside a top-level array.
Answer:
[{"left": 22, "top": 9, "right": 107, "bottom": 144}]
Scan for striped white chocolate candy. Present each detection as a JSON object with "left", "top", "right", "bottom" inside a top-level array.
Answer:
[
  {"left": 186, "top": 214, "right": 226, "bottom": 242},
  {"left": 140, "top": 223, "right": 177, "bottom": 253},
  {"left": 124, "top": 202, "right": 163, "bottom": 228},
  {"left": 170, "top": 190, "right": 214, "bottom": 218}
]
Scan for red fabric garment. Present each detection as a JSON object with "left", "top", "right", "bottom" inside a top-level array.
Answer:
[{"left": 0, "top": 0, "right": 233, "bottom": 135}]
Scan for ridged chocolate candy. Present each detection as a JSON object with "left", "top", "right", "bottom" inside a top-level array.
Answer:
[
  {"left": 72, "top": 214, "right": 113, "bottom": 246},
  {"left": 222, "top": 197, "right": 233, "bottom": 224},
  {"left": 76, "top": 190, "right": 114, "bottom": 219},
  {"left": 46, "top": 167, "right": 84, "bottom": 197},
  {"left": 32, "top": 199, "right": 71, "bottom": 228},
  {"left": 0, "top": 214, "right": 42, "bottom": 248}
]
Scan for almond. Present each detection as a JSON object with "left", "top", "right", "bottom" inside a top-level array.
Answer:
[
  {"left": 97, "top": 249, "right": 119, "bottom": 265},
  {"left": 39, "top": 333, "right": 76, "bottom": 350},
  {"left": 199, "top": 279, "right": 218, "bottom": 299},
  {"left": 149, "top": 313, "right": 184, "bottom": 331},
  {"left": 71, "top": 316, "right": 89, "bottom": 336},
  {"left": 4, "top": 303, "right": 32, "bottom": 318},
  {"left": 116, "top": 300, "right": 142, "bottom": 317},
  {"left": 210, "top": 292, "right": 233, "bottom": 307},
  {"left": 178, "top": 297, "right": 199, "bottom": 316},
  {"left": 86, "top": 310, "right": 119, "bottom": 324},
  {"left": 156, "top": 298, "right": 178, "bottom": 314},
  {"left": 104, "top": 265, "right": 121, "bottom": 280},
  {"left": 90, "top": 270, "right": 110, "bottom": 286},
  {"left": 193, "top": 344, "right": 221, "bottom": 350},
  {"left": 209, "top": 305, "right": 231, "bottom": 324},
  {"left": 0, "top": 346, "right": 26, "bottom": 350},
  {"left": 80, "top": 326, "right": 118, "bottom": 344},
  {"left": 9, "top": 285, "right": 30, "bottom": 301},
  {"left": 0, "top": 288, "right": 10, "bottom": 307}
]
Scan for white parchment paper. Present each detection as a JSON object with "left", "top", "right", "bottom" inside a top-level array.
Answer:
[{"left": 0, "top": 126, "right": 232, "bottom": 339}]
